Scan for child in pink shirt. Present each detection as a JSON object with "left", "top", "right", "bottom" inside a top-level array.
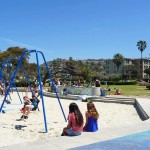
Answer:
[{"left": 61, "top": 103, "right": 84, "bottom": 136}]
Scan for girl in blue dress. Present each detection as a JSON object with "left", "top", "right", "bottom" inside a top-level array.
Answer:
[{"left": 83, "top": 101, "right": 99, "bottom": 132}]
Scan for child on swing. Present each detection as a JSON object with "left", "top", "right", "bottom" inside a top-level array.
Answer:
[
  {"left": 83, "top": 101, "right": 99, "bottom": 132},
  {"left": 20, "top": 95, "right": 39, "bottom": 119},
  {"left": 61, "top": 102, "right": 84, "bottom": 136}
]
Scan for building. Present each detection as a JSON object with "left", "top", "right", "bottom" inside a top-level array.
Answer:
[{"left": 105, "top": 58, "right": 150, "bottom": 79}]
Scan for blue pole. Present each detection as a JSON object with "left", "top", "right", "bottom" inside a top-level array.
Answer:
[
  {"left": 35, "top": 51, "right": 48, "bottom": 133},
  {"left": 38, "top": 51, "right": 67, "bottom": 122}
]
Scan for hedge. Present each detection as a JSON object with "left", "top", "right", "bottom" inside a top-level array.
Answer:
[
  {"left": 101, "top": 81, "right": 137, "bottom": 85},
  {"left": 115, "top": 81, "right": 137, "bottom": 85},
  {"left": 146, "top": 85, "right": 150, "bottom": 90}
]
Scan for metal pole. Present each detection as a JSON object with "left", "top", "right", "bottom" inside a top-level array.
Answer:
[
  {"left": 38, "top": 51, "right": 67, "bottom": 122},
  {"left": 35, "top": 51, "right": 48, "bottom": 133}
]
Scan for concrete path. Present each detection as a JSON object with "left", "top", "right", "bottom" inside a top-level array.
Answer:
[{"left": 71, "top": 130, "right": 150, "bottom": 150}]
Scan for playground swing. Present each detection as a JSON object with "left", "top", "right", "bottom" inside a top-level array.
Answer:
[
  {"left": 18, "top": 63, "right": 41, "bottom": 112},
  {"left": 0, "top": 58, "right": 23, "bottom": 104},
  {"left": 0, "top": 70, "right": 4, "bottom": 95},
  {"left": 0, "top": 49, "right": 67, "bottom": 133},
  {"left": 17, "top": 57, "right": 42, "bottom": 112},
  {"left": 20, "top": 63, "right": 34, "bottom": 97}
]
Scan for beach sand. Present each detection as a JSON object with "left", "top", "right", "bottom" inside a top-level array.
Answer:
[{"left": 0, "top": 92, "right": 142, "bottom": 147}]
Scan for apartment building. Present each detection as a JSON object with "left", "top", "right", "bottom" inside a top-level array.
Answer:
[
  {"left": 133, "top": 58, "right": 150, "bottom": 79},
  {"left": 105, "top": 58, "right": 150, "bottom": 79}
]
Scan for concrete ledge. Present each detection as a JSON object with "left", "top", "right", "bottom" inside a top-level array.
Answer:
[
  {"left": 44, "top": 92, "right": 78, "bottom": 100},
  {"left": 91, "top": 99, "right": 135, "bottom": 105},
  {"left": 135, "top": 100, "right": 150, "bottom": 121}
]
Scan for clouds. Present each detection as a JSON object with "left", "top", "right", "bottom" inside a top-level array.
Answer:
[
  {"left": 0, "top": 37, "right": 51, "bottom": 53},
  {"left": 0, "top": 37, "right": 55, "bottom": 63}
]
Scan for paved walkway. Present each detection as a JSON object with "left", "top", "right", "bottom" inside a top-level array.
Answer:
[
  {"left": 71, "top": 130, "right": 150, "bottom": 150},
  {"left": 0, "top": 96, "right": 150, "bottom": 150}
]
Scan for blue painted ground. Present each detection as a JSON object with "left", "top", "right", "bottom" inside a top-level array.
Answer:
[{"left": 70, "top": 130, "right": 150, "bottom": 150}]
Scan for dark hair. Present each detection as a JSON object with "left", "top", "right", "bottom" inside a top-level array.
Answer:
[{"left": 69, "top": 103, "right": 83, "bottom": 126}]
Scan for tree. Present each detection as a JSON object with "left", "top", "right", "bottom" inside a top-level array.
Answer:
[
  {"left": 0, "top": 47, "right": 35, "bottom": 83},
  {"left": 69, "top": 57, "right": 73, "bottom": 61},
  {"left": 0, "top": 47, "right": 27, "bottom": 61},
  {"left": 144, "top": 68, "right": 150, "bottom": 76},
  {"left": 137, "top": 40, "right": 147, "bottom": 79},
  {"left": 113, "top": 53, "right": 124, "bottom": 73},
  {"left": 137, "top": 40, "right": 147, "bottom": 60},
  {"left": 123, "top": 66, "right": 138, "bottom": 79}
]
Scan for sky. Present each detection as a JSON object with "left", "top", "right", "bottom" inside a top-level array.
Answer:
[{"left": 0, "top": 0, "right": 150, "bottom": 63}]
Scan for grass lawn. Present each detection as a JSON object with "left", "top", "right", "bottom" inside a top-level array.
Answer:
[{"left": 102, "top": 85, "right": 150, "bottom": 97}]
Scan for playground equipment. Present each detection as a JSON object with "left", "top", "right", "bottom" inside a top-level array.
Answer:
[
  {"left": 0, "top": 58, "right": 23, "bottom": 103},
  {"left": 0, "top": 50, "right": 67, "bottom": 133}
]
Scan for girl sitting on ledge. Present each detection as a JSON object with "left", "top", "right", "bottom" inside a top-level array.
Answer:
[
  {"left": 83, "top": 101, "right": 99, "bottom": 132},
  {"left": 61, "top": 102, "right": 84, "bottom": 136}
]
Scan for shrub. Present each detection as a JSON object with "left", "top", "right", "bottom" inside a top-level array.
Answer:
[
  {"left": 138, "top": 82, "right": 150, "bottom": 86},
  {"left": 106, "top": 81, "right": 116, "bottom": 85},
  {"left": 146, "top": 85, "right": 150, "bottom": 90},
  {"left": 115, "top": 81, "right": 137, "bottom": 85}
]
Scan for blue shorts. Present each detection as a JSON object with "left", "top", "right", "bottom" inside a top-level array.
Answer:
[{"left": 66, "top": 129, "right": 81, "bottom": 136}]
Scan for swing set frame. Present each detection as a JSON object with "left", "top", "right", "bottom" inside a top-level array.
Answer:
[
  {"left": 0, "top": 58, "right": 22, "bottom": 103},
  {"left": 0, "top": 49, "right": 67, "bottom": 133}
]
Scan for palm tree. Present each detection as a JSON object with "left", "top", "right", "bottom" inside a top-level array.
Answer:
[
  {"left": 113, "top": 53, "right": 124, "bottom": 73},
  {"left": 137, "top": 40, "right": 147, "bottom": 79},
  {"left": 136, "top": 40, "right": 147, "bottom": 60}
]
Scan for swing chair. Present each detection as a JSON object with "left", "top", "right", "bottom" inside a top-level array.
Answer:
[{"left": 0, "top": 49, "right": 67, "bottom": 133}]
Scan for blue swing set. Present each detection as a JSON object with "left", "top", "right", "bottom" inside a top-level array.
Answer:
[
  {"left": 0, "top": 58, "right": 22, "bottom": 103},
  {"left": 0, "top": 49, "right": 67, "bottom": 133}
]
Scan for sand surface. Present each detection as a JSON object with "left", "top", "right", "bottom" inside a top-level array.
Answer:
[{"left": 0, "top": 92, "right": 142, "bottom": 147}]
